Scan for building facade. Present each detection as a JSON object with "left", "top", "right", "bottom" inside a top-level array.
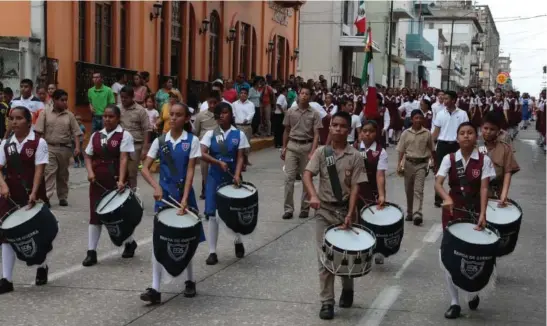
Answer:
[{"left": 0, "top": 0, "right": 301, "bottom": 116}]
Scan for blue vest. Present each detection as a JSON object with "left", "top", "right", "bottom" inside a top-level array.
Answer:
[
  {"left": 158, "top": 133, "right": 193, "bottom": 197},
  {"left": 522, "top": 99, "right": 529, "bottom": 112},
  {"left": 209, "top": 128, "right": 241, "bottom": 177}
]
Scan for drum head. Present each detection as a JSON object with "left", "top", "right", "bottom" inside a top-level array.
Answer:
[
  {"left": 157, "top": 208, "right": 197, "bottom": 228},
  {"left": 324, "top": 227, "right": 375, "bottom": 251},
  {"left": 96, "top": 189, "right": 131, "bottom": 214},
  {"left": 217, "top": 184, "right": 256, "bottom": 199},
  {"left": 486, "top": 199, "right": 521, "bottom": 225},
  {"left": 448, "top": 222, "right": 499, "bottom": 245},
  {"left": 361, "top": 203, "right": 403, "bottom": 226},
  {"left": 1, "top": 203, "right": 44, "bottom": 230}
]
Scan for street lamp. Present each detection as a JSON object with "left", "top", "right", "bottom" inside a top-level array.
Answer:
[
  {"left": 226, "top": 27, "right": 236, "bottom": 43},
  {"left": 266, "top": 40, "right": 274, "bottom": 53},
  {"left": 290, "top": 48, "right": 299, "bottom": 61},
  {"left": 149, "top": 1, "right": 162, "bottom": 21},
  {"left": 199, "top": 18, "right": 210, "bottom": 35}
]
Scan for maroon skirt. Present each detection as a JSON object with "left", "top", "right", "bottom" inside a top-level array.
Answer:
[{"left": 319, "top": 115, "right": 331, "bottom": 145}]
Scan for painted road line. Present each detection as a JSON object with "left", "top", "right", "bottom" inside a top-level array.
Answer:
[
  {"left": 394, "top": 248, "right": 421, "bottom": 279},
  {"left": 356, "top": 285, "right": 402, "bottom": 326},
  {"left": 423, "top": 223, "right": 443, "bottom": 243}
]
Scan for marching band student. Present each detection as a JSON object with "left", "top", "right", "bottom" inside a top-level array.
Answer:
[
  {"left": 303, "top": 111, "right": 366, "bottom": 320},
  {"left": 479, "top": 112, "right": 520, "bottom": 202},
  {"left": 385, "top": 88, "right": 403, "bottom": 144},
  {"left": 0, "top": 106, "right": 49, "bottom": 293},
  {"left": 83, "top": 104, "right": 136, "bottom": 267},
  {"left": 397, "top": 110, "right": 434, "bottom": 226},
  {"left": 491, "top": 92, "right": 509, "bottom": 131},
  {"left": 139, "top": 102, "right": 203, "bottom": 304},
  {"left": 359, "top": 94, "right": 391, "bottom": 147},
  {"left": 201, "top": 102, "right": 250, "bottom": 265},
  {"left": 434, "top": 122, "right": 496, "bottom": 319},
  {"left": 398, "top": 93, "right": 420, "bottom": 129}
]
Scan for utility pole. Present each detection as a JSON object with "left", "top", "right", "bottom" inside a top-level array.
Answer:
[
  {"left": 446, "top": 19, "right": 455, "bottom": 91},
  {"left": 386, "top": 0, "right": 394, "bottom": 87}
]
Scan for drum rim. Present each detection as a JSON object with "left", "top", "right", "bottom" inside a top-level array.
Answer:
[
  {"left": 0, "top": 203, "right": 44, "bottom": 230},
  {"left": 445, "top": 218, "right": 501, "bottom": 242},
  {"left": 359, "top": 201, "right": 404, "bottom": 226},
  {"left": 154, "top": 205, "right": 201, "bottom": 227},
  {"left": 323, "top": 223, "right": 376, "bottom": 255},
  {"left": 216, "top": 181, "right": 257, "bottom": 197},
  {"left": 486, "top": 197, "right": 523, "bottom": 220},
  {"left": 95, "top": 188, "right": 133, "bottom": 215}
]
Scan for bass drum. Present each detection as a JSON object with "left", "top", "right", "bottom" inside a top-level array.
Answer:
[
  {"left": 486, "top": 199, "right": 522, "bottom": 257},
  {"left": 96, "top": 188, "right": 143, "bottom": 246},
  {"left": 0, "top": 203, "right": 58, "bottom": 265},
  {"left": 216, "top": 182, "right": 258, "bottom": 235}
]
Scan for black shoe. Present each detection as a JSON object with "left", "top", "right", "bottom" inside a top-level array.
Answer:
[
  {"left": 45, "top": 201, "right": 51, "bottom": 209},
  {"left": 0, "top": 278, "right": 14, "bottom": 294},
  {"left": 339, "top": 290, "right": 354, "bottom": 308},
  {"left": 184, "top": 281, "right": 197, "bottom": 298},
  {"left": 140, "top": 288, "right": 161, "bottom": 304},
  {"left": 434, "top": 201, "right": 442, "bottom": 208},
  {"left": 413, "top": 213, "right": 423, "bottom": 226},
  {"left": 35, "top": 265, "right": 48, "bottom": 286},
  {"left": 299, "top": 211, "right": 309, "bottom": 219},
  {"left": 405, "top": 214, "right": 413, "bottom": 222},
  {"left": 319, "top": 303, "right": 334, "bottom": 320},
  {"left": 122, "top": 241, "right": 138, "bottom": 258},
  {"left": 468, "top": 295, "right": 480, "bottom": 310},
  {"left": 375, "top": 255, "right": 384, "bottom": 264},
  {"left": 444, "top": 305, "right": 461, "bottom": 319},
  {"left": 296, "top": 174, "right": 302, "bottom": 181},
  {"left": 235, "top": 243, "right": 245, "bottom": 258},
  {"left": 206, "top": 253, "right": 218, "bottom": 265},
  {"left": 82, "top": 250, "right": 98, "bottom": 267},
  {"left": 282, "top": 212, "right": 293, "bottom": 220},
  {"left": 59, "top": 199, "right": 68, "bottom": 206}
]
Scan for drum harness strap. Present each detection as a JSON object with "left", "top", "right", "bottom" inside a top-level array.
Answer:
[
  {"left": 324, "top": 146, "right": 352, "bottom": 224},
  {"left": 4, "top": 142, "right": 30, "bottom": 195},
  {"left": 100, "top": 133, "right": 118, "bottom": 180},
  {"left": 213, "top": 127, "right": 229, "bottom": 157},
  {"left": 454, "top": 155, "right": 479, "bottom": 221},
  {"left": 158, "top": 134, "right": 184, "bottom": 191}
]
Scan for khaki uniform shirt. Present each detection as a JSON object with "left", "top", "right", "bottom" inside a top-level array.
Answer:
[
  {"left": 396, "top": 126, "right": 433, "bottom": 159},
  {"left": 34, "top": 107, "right": 82, "bottom": 145},
  {"left": 483, "top": 141, "right": 520, "bottom": 180},
  {"left": 194, "top": 109, "right": 218, "bottom": 139},
  {"left": 120, "top": 103, "right": 151, "bottom": 143},
  {"left": 305, "top": 145, "right": 367, "bottom": 203},
  {"left": 282, "top": 106, "right": 322, "bottom": 141}
]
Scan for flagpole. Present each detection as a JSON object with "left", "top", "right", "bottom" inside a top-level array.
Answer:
[{"left": 386, "top": 0, "right": 394, "bottom": 88}]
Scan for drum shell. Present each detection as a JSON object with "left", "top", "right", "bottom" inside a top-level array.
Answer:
[
  {"left": 153, "top": 207, "right": 201, "bottom": 277},
  {"left": 96, "top": 190, "right": 143, "bottom": 247},
  {"left": 487, "top": 199, "right": 522, "bottom": 257},
  {"left": 321, "top": 224, "right": 376, "bottom": 278},
  {"left": 216, "top": 182, "right": 258, "bottom": 235},
  {"left": 2, "top": 205, "right": 58, "bottom": 266},
  {"left": 360, "top": 203, "right": 404, "bottom": 258},
  {"left": 441, "top": 219, "right": 499, "bottom": 293}
]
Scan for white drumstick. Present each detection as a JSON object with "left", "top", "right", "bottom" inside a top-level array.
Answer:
[
  {"left": 165, "top": 196, "right": 200, "bottom": 222},
  {"left": 160, "top": 199, "right": 179, "bottom": 210},
  {"left": 167, "top": 196, "right": 182, "bottom": 208}
]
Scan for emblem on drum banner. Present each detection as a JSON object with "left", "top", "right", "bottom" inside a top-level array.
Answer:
[
  {"left": 237, "top": 210, "right": 254, "bottom": 226},
  {"left": 14, "top": 238, "right": 37, "bottom": 258},
  {"left": 182, "top": 143, "right": 190, "bottom": 151},
  {"left": 25, "top": 148, "right": 34, "bottom": 158},
  {"left": 111, "top": 140, "right": 119, "bottom": 147},
  {"left": 472, "top": 169, "right": 480, "bottom": 178},
  {"left": 460, "top": 258, "right": 484, "bottom": 280},
  {"left": 384, "top": 235, "right": 400, "bottom": 250},
  {"left": 167, "top": 242, "right": 189, "bottom": 262},
  {"left": 105, "top": 224, "right": 121, "bottom": 238}
]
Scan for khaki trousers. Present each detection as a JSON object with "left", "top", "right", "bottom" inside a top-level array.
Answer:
[
  {"left": 261, "top": 104, "right": 272, "bottom": 136},
  {"left": 127, "top": 143, "right": 143, "bottom": 189},
  {"left": 237, "top": 124, "right": 253, "bottom": 154},
  {"left": 284, "top": 141, "right": 311, "bottom": 214},
  {"left": 45, "top": 146, "right": 73, "bottom": 201},
  {"left": 404, "top": 160, "right": 428, "bottom": 216},
  {"left": 315, "top": 207, "right": 354, "bottom": 304}
]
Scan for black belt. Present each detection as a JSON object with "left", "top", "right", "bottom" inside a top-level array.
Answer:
[
  {"left": 237, "top": 123, "right": 251, "bottom": 126},
  {"left": 289, "top": 138, "right": 313, "bottom": 144},
  {"left": 438, "top": 140, "right": 458, "bottom": 145},
  {"left": 406, "top": 157, "right": 429, "bottom": 164}
]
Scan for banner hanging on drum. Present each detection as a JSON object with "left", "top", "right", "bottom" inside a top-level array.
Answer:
[
  {"left": 486, "top": 199, "right": 522, "bottom": 257},
  {"left": 216, "top": 182, "right": 259, "bottom": 235},
  {"left": 360, "top": 202, "right": 404, "bottom": 258}
]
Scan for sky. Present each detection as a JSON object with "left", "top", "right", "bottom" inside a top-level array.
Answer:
[{"left": 476, "top": 0, "right": 547, "bottom": 95}]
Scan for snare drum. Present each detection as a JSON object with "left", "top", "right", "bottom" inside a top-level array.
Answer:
[
  {"left": 216, "top": 182, "right": 259, "bottom": 235},
  {"left": 96, "top": 188, "right": 143, "bottom": 247},
  {"left": 153, "top": 206, "right": 203, "bottom": 277},
  {"left": 486, "top": 198, "right": 522, "bottom": 257},
  {"left": 320, "top": 224, "right": 376, "bottom": 278},
  {"left": 360, "top": 202, "right": 404, "bottom": 257},
  {"left": 441, "top": 219, "right": 499, "bottom": 293},
  {"left": 0, "top": 203, "right": 58, "bottom": 265}
]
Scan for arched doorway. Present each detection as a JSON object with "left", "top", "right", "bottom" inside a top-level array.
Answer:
[
  {"left": 208, "top": 10, "right": 221, "bottom": 81},
  {"left": 188, "top": 4, "right": 195, "bottom": 80}
]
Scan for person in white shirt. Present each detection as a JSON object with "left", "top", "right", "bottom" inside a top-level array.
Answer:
[
  {"left": 431, "top": 90, "right": 469, "bottom": 207},
  {"left": 111, "top": 73, "right": 126, "bottom": 105},
  {"left": 359, "top": 94, "right": 391, "bottom": 147},
  {"left": 431, "top": 90, "right": 446, "bottom": 124},
  {"left": 290, "top": 100, "right": 327, "bottom": 119},
  {"left": 273, "top": 87, "right": 288, "bottom": 148},
  {"left": 9, "top": 79, "right": 44, "bottom": 129},
  {"left": 327, "top": 99, "right": 361, "bottom": 145},
  {"left": 398, "top": 94, "right": 420, "bottom": 129},
  {"left": 434, "top": 121, "right": 496, "bottom": 320},
  {"left": 232, "top": 88, "right": 255, "bottom": 168}
]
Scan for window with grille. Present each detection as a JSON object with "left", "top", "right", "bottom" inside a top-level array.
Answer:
[
  {"left": 79, "top": 2, "right": 86, "bottom": 61},
  {"left": 170, "top": 1, "right": 183, "bottom": 76},
  {"left": 120, "top": 1, "right": 128, "bottom": 68},
  {"left": 95, "top": 2, "right": 112, "bottom": 66},
  {"left": 239, "top": 23, "right": 250, "bottom": 80},
  {"left": 209, "top": 11, "right": 220, "bottom": 81}
]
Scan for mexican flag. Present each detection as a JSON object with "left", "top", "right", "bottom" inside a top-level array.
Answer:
[
  {"left": 354, "top": 0, "right": 366, "bottom": 34},
  {"left": 361, "top": 27, "right": 377, "bottom": 119}
]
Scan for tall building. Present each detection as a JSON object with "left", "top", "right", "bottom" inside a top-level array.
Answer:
[
  {"left": 474, "top": 5, "right": 499, "bottom": 91},
  {"left": 498, "top": 56, "right": 512, "bottom": 74}
]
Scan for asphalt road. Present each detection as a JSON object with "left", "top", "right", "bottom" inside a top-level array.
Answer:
[{"left": 0, "top": 129, "right": 544, "bottom": 326}]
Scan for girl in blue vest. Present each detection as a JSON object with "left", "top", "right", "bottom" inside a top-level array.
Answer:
[
  {"left": 200, "top": 102, "right": 250, "bottom": 265},
  {"left": 140, "top": 102, "right": 204, "bottom": 305}
]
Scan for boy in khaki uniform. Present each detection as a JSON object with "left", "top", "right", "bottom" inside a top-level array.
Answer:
[
  {"left": 303, "top": 111, "right": 367, "bottom": 320},
  {"left": 281, "top": 86, "right": 322, "bottom": 219},
  {"left": 396, "top": 109, "right": 434, "bottom": 226}
]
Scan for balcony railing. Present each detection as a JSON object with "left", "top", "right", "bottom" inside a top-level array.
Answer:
[
  {"left": 391, "top": 38, "right": 405, "bottom": 64},
  {"left": 406, "top": 34, "right": 434, "bottom": 61},
  {"left": 75, "top": 61, "right": 137, "bottom": 105}
]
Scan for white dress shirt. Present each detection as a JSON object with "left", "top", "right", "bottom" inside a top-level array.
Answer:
[
  {"left": 0, "top": 131, "right": 49, "bottom": 166},
  {"left": 147, "top": 130, "right": 201, "bottom": 159},
  {"left": 432, "top": 108, "right": 469, "bottom": 141},
  {"left": 85, "top": 125, "right": 135, "bottom": 156},
  {"left": 199, "top": 98, "right": 233, "bottom": 113},
  {"left": 431, "top": 102, "right": 445, "bottom": 123},
  {"left": 232, "top": 100, "right": 255, "bottom": 124},
  {"left": 275, "top": 94, "right": 288, "bottom": 114},
  {"left": 436, "top": 148, "right": 496, "bottom": 180},
  {"left": 398, "top": 100, "right": 420, "bottom": 117},
  {"left": 200, "top": 126, "right": 250, "bottom": 149},
  {"left": 348, "top": 114, "right": 362, "bottom": 143},
  {"left": 359, "top": 141, "right": 388, "bottom": 171}
]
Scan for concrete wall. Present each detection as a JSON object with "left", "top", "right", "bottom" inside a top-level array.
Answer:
[{"left": 422, "top": 29, "right": 442, "bottom": 88}]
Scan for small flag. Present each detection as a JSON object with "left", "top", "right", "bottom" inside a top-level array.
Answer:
[{"left": 354, "top": 0, "right": 366, "bottom": 34}]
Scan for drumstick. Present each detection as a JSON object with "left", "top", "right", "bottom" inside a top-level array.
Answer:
[
  {"left": 166, "top": 195, "right": 205, "bottom": 220},
  {"left": 160, "top": 199, "right": 180, "bottom": 210},
  {"left": 336, "top": 226, "right": 359, "bottom": 235},
  {"left": 167, "top": 196, "right": 182, "bottom": 208},
  {"left": 225, "top": 170, "right": 254, "bottom": 192},
  {"left": 357, "top": 194, "right": 375, "bottom": 215},
  {"left": 94, "top": 181, "right": 109, "bottom": 192},
  {"left": 98, "top": 187, "right": 125, "bottom": 212}
]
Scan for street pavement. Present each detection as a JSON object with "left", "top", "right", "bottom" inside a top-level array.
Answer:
[{"left": 0, "top": 129, "right": 545, "bottom": 326}]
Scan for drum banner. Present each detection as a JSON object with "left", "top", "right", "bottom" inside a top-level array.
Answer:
[
  {"left": 153, "top": 217, "right": 201, "bottom": 277},
  {"left": 97, "top": 191, "right": 143, "bottom": 247},
  {"left": 216, "top": 182, "right": 259, "bottom": 235}
]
